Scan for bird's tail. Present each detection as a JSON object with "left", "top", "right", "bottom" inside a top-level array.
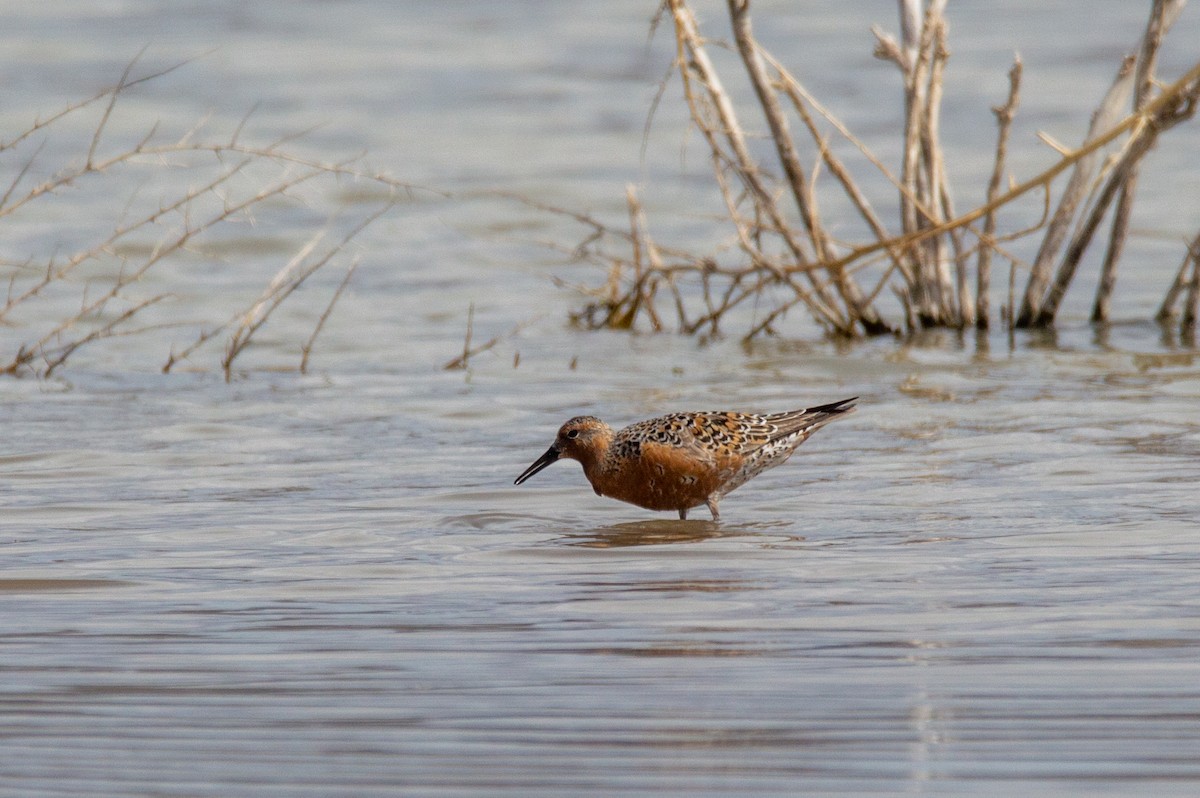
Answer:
[{"left": 767, "top": 396, "right": 857, "bottom": 442}]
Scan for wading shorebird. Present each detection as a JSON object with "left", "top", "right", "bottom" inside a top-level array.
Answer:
[{"left": 514, "top": 397, "right": 857, "bottom": 520}]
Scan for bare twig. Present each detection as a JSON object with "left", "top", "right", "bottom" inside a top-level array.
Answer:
[
  {"left": 1038, "top": 63, "right": 1199, "bottom": 326},
  {"left": 1184, "top": 239, "right": 1200, "bottom": 330},
  {"left": 447, "top": 302, "right": 475, "bottom": 370},
  {"left": 442, "top": 307, "right": 543, "bottom": 371},
  {"left": 977, "top": 56, "right": 1022, "bottom": 329},
  {"left": 1092, "top": 0, "right": 1185, "bottom": 322},
  {"left": 0, "top": 54, "right": 442, "bottom": 378},
  {"left": 1015, "top": 54, "right": 1138, "bottom": 326},
  {"left": 221, "top": 202, "right": 392, "bottom": 381},
  {"left": 547, "top": 1, "right": 1199, "bottom": 341},
  {"left": 41, "top": 295, "right": 173, "bottom": 377},
  {"left": 300, "top": 258, "right": 359, "bottom": 374},
  {"left": 819, "top": 58, "right": 1200, "bottom": 280},
  {"left": 1157, "top": 232, "right": 1200, "bottom": 322},
  {"left": 667, "top": 0, "right": 849, "bottom": 333},
  {"left": 727, "top": 0, "right": 890, "bottom": 335}
]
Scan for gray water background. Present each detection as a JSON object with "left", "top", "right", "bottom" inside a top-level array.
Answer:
[{"left": 2, "top": 2, "right": 1200, "bottom": 795}]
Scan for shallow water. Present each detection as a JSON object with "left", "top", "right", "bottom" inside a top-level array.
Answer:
[{"left": 3, "top": 2, "right": 1200, "bottom": 796}]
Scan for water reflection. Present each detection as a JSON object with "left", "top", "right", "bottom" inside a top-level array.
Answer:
[
  {"left": 560, "top": 519, "right": 746, "bottom": 548},
  {"left": 0, "top": 578, "right": 137, "bottom": 592}
]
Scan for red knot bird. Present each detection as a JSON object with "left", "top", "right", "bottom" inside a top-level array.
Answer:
[{"left": 514, "top": 397, "right": 857, "bottom": 520}]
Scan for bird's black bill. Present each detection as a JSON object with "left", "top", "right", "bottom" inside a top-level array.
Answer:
[{"left": 514, "top": 445, "right": 560, "bottom": 485}]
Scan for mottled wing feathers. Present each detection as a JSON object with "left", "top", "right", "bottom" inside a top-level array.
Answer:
[{"left": 611, "top": 398, "right": 856, "bottom": 460}]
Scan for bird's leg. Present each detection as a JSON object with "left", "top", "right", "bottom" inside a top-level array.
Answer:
[
  {"left": 678, "top": 508, "right": 687, "bottom": 520},
  {"left": 706, "top": 498, "right": 720, "bottom": 521}
]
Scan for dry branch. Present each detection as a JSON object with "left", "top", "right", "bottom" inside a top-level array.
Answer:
[
  {"left": 219, "top": 202, "right": 393, "bottom": 381},
  {"left": 442, "top": 303, "right": 541, "bottom": 371},
  {"left": 553, "top": 1, "right": 1200, "bottom": 340},
  {"left": 977, "top": 57, "right": 1023, "bottom": 329},
  {"left": 727, "top": 0, "right": 890, "bottom": 335},
  {"left": 1092, "top": 0, "right": 1186, "bottom": 322},
  {"left": 1157, "top": 231, "right": 1200, "bottom": 325},
  {"left": 301, "top": 258, "right": 359, "bottom": 375},
  {"left": 1015, "top": 56, "right": 1138, "bottom": 326},
  {"left": 668, "top": 0, "right": 850, "bottom": 334},
  {"left": 1, "top": 55, "right": 434, "bottom": 378}
]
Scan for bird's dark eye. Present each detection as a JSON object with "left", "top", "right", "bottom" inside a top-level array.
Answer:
[{"left": 566, "top": 429, "right": 580, "bottom": 439}]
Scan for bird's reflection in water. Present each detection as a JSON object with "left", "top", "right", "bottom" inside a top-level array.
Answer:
[{"left": 560, "top": 519, "right": 796, "bottom": 548}]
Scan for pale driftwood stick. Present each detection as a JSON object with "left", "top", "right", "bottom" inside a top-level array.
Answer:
[
  {"left": 677, "top": 1, "right": 845, "bottom": 326},
  {"left": 300, "top": 257, "right": 358, "bottom": 374},
  {"left": 774, "top": 73, "right": 910, "bottom": 281},
  {"left": 893, "top": 283, "right": 918, "bottom": 332},
  {"left": 1091, "top": 177, "right": 1136, "bottom": 322},
  {"left": 1007, "top": 247, "right": 1018, "bottom": 331},
  {"left": 1035, "top": 131, "right": 1157, "bottom": 325},
  {"left": 927, "top": 18, "right": 973, "bottom": 327},
  {"left": 895, "top": 0, "right": 923, "bottom": 72},
  {"left": 1039, "top": 68, "right": 1200, "bottom": 326},
  {"left": 668, "top": 0, "right": 849, "bottom": 333},
  {"left": 1184, "top": 240, "right": 1200, "bottom": 329},
  {"left": 922, "top": 13, "right": 959, "bottom": 325},
  {"left": 1092, "top": 0, "right": 1183, "bottom": 322},
  {"left": 726, "top": 0, "right": 890, "bottom": 334},
  {"left": 897, "top": 9, "right": 933, "bottom": 315},
  {"left": 879, "top": 1, "right": 961, "bottom": 327},
  {"left": 726, "top": 0, "right": 824, "bottom": 258},
  {"left": 1016, "top": 54, "right": 1137, "bottom": 326},
  {"left": 623, "top": 185, "right": 665, "bottom": 331},
  {"left": 809, "top": 57, "right": 1200, "bottom": 288},
  {"left": 978, "top": 57, "right": 1022, "bottom": 329},
  {"left": 946, "top": 226, "right": 970, "bottom": 326},
  {"left": 1158, "top": 232, "right": 1200, "bottom": 320}
]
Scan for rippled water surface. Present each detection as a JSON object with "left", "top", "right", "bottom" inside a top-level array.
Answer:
[{"left": 3, "top": 2, "right": 1200, "bottom": 796}]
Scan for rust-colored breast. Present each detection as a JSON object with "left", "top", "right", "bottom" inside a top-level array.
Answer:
[{"left": 591, "top": 438, "right": 738, "bottom": 512}]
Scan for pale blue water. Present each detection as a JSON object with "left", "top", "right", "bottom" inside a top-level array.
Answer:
[{"left": 2, "top": 2, "right": 1200, "bottom": 796}]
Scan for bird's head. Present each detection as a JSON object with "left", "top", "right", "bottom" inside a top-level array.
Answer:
[{"left": 514, "top": 416, "right": 611, "bottom": 484}]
